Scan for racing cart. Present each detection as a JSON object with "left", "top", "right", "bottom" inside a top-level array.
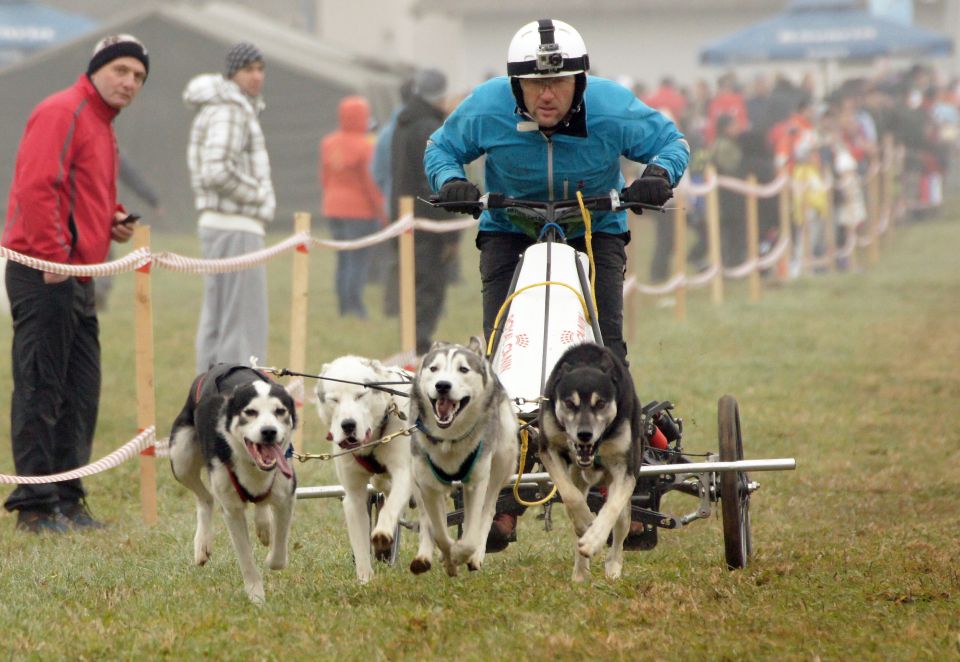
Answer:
[{"left": 426, "top": 190, "right": 796, "bottom": 569}]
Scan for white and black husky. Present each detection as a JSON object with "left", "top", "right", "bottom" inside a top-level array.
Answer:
[
  {"left": 408, "top": 338, "right": 518, "bottom": 577},
  {"left": 314, "top": 355, "right": 412, "bottom": 584},
  {"left": 539, "top": 343, "right": 643, "bottom": 582},
  {"left": 169, "top": 364, "right": 297, "bottom": 604}
]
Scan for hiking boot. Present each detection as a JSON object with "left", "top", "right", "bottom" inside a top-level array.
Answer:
[
  {"left": 485, "top": 512, "right": 517, "bottom": 553},
  {"left": 16, "top": 509, "right": 70, "bottom": 534},
  {"left": 623, "top": 520, "right": 658, "bottom": 551},
  {"left": 59, "top": 500, "right": 105, "bottom": 530}
]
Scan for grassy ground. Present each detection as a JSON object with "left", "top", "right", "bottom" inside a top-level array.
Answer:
[{"left": 0, "top": 206, "right": 958, "bottom": 660}]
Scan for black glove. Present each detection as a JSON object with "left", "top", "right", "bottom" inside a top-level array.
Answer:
[
  {"left": 438, "top": 179, "right": 482, "bottom": 218},
  {"left": 622, "top": 165, "right": 673, "bottom": 207}
]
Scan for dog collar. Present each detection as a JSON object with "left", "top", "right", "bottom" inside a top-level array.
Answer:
[
  {"left": 226, "top": 465, "right": 275, "bottom": 503},
  {"left": 424, "top": 440, "right": 484, "bottom": 486},
  {"left": 414, "top": 416, "right": 483, "bottom": 446},
  {"left": 353, "top": 453, "right": 388, "bottom": 475}
]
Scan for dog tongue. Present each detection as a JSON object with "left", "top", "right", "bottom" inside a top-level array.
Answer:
[
  {"left": 249, "top": 442, "right": 294, "bottom": 479},
  {"left": 436, "top": 397, "right": 456, "bottom": 420}
]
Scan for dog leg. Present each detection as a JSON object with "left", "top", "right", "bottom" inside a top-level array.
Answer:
[
  {"left": 605, "top": 501, "right": 631, "bottom": 581},
  {"left": 572, "top": 545, "right": 591, "bottom": 582},
  {"left": 341, "top": 472, "right": 375, "bottom": 584},
  {"left": 450, "top": 481, "right": 486, "bottom": 567},
  {"left": 464, "top": 454, "right": 513, "bottom": 572},
  {"left": 578, "top": 473, "right": 637, "bottom": 560},
  {"left": 418, "top": 484, "right": 457, "bottom": 576},
  {"left": 254, "top": 504, "right": 271, "bottom": 547},
  {"left": 371, "top": 468, "right": 410, "bottom": 562},
  {"left": 169, "top": 429, "right": 215, "bottom": 565},
  {"left": 539, "top": 449, "right": 595, "bottom": 536},
  {"left": 219, "top": 502, "right": 265, "bottom": 604},
  {"left": 409, "top": 486, "right": 435, "bottom": 575},
  {"left": 266, "top": 486, "right": 295, "bottom": 571}
]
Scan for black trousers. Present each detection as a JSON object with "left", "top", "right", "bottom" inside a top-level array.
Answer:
[
  {"left": 3, "top": 261, "right": 100, "bottom": 513},
  {"left": 415, "top": 232, "right": 459, "bottom": 355},
  {"left": 477, "top": 230, "right": 630, "bottom": 365}
]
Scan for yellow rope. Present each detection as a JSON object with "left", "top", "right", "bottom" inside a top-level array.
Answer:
[
  {"left": 576, "top": 191, "right": 600, "bottom": 319},
  {"left": 485, "top": 280, "right": 592, "bottom": 356},
  {"left": 512, "top": 427, "right": 557, "bottom": 506}
]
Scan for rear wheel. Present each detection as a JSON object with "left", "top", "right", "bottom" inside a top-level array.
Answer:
[{"left": 718, "top": 394, "right": 752, "bottom": 570}]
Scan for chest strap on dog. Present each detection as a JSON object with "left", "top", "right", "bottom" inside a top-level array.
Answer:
[
  {"left": 425, "top": 440, "right": 484, "bottom": 486},
  {"left": 344, "top": 408, "right": 393, "bottom": 474},
  {"left": 227, "top": 466, "right": 274, "bottom": 503}
]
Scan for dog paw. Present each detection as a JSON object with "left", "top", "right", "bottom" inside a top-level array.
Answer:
[
  {"left": 371, "top": 530, "right": 394, "bottom": 562},
  {"left": 577, "top": 532, "right": 603, "bottom": 559},
  {"left": 442, "top": 556, "right": 459, "bottom": 577},
  {"left": 604, "top": 560, "right": 623, "bottom": 581},
  {"left": 266, "top": 551, "right": 287, "bottom": 570},
  {"left": 245, "top": 584, "right": 266, "bottom": 605},
  {"left": 450, "top": 541, "right": 475, "bottom": 565},
  {"left": 194, "top": 542, "right": 211, "bottom": 566},
  {"left": 466, "top": 548, "right": 485, "bottom": 572},
  {"left": 409, "top": 557, "right": 432, "bottom": 575},
  {"left": 357, "top": 568, "right": 374, "bottom": 585},
  {"left": 571, "top": 568, "right": 590, "bottom": 583}
]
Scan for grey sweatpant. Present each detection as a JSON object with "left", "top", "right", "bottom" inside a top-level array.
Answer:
[{"left": 195, "top": 227, "right": 268, "bottom": 374}]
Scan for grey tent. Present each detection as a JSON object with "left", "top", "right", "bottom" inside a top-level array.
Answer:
[{"left": 0, "top": 2, "right": 408, "bottom": 231}]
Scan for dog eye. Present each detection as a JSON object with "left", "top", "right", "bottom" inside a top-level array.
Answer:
[
  {"left": 274, "top": 407, "right": 287, "bottom": 417},
  {"left": 429, "top": 365, "right": 438, "bottom": 372},
  {"left": 243, "top": 408, "right": 258, "bottom": 417},
  {"left": 593, "top": 400, "right": 607, "bottom": 410},
  {"left": 458, "top": 366, "right": 469, "bottom": 374},
  {"left": 562, "top": 399, "right": 576, "bottom": 410}
]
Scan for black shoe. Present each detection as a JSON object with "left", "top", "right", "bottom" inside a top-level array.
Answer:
[
  {"left": 16, "top": 509, "right": 70, "bottom": 534},
  {"left": 59, "top": 500, "right": 105, "bottom": 530},
  {"left": 485, "top": 512, "right": 517, "bottom": 553},
  {"left": 623, "top": 520, "right": 658, "bottom": 551}
]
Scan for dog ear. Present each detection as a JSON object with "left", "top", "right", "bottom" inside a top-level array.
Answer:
[
  {"left": 314, "top": 363, "right": 329, "bottom": 402},
  {"left": 467, "top": 335, "right": 486, "bottom": 356}
]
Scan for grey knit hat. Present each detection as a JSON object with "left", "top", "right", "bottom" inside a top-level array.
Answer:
[
  {"left": 225, "top": 42, "right": 264, "bottom": 79},
  {"left": 413, "top": 68, "right": 447, "bottom": 103}
]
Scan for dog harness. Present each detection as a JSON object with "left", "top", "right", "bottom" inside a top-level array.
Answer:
[
  {"left": 226, "top": 465, "right": 275, "bottom": 503},
  {"left": 424, "top": 440, "right": 484, "bottom": 486}
]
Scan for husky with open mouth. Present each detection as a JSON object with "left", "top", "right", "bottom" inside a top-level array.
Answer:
[
  {"left": 539, "top": 343, "right": 643, "bottom": 582},
  {"left": 168, "top": 364, "right": 297, "bottom": 604},
  {"left": 314, "top": 355, "right": 412, "bottom": 583},
  {"left": 408, "top": 338, "right": 518, "bottom": 577}
]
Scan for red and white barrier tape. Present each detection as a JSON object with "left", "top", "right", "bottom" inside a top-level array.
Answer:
[
  {"left": 0, "top": 246, "right": 151, "bottom": 277},
  {"left": 0, "top": 427, "right": 155, "bottom": 484}
]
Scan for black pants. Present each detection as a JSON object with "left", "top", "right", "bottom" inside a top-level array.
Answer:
[
  {"left": 477, "top": 230, "right": 629, "bottom": 364},
  {"left": 415, "top": 232, "right": 459, "bottom": 355},
  {"left": 3, "top": 262, "right": 100, "bottom": 513}
]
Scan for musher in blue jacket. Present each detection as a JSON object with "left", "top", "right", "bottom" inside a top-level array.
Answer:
[
  {"left": 426, "top": 17, "right": 689, "bottom": 364},
  {"left": 425, "top": 18, "right": 690, "bottom": 553}
]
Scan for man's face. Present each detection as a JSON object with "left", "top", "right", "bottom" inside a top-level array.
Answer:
[
  {"left": 232, "top": 61, "right": 265, "bottom": 98},
  {"left": 90, "top": 56, "right": 146, "bottom": 109},
  {"left": 519, "top": 75, "right": 576, "bottom": 128}
]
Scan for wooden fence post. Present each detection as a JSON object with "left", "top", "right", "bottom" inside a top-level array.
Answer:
[
  {"left": 398, "top": 197, "right": 417, "bottom": 358},
  {"left": 777, "top": 176, "right": 791, "bottom": 281},
  {"left": 746, "top": 175, "right": 760, "bottom": 302},
  {"left": 672, "top": 194, "right": 687, "bottom": 321},
  {"left": 289, "top": 212, "right": 310, "bottom": 453},
  {"left": 705, "top": 165, "right": 723, "bottom": 305},
  {"left": 133, "top": 225, "right": 157, "bottom": 525}
]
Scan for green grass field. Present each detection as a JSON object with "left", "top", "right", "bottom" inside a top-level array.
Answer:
[{"left": 0, "top": 205, "right": 958, "bottom": 660}]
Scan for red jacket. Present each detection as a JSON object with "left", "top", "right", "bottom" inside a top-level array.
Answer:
[
  {"left": 3, "top": 74, "right": 122, "bottom": 265},
  {"left": 319, "top": 96, "right": 384, "bottom": 221}
]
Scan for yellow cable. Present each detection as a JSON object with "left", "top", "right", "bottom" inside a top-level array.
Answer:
[
  {"left": 512, "top": 427, "right": 557, "bottom": 507},
  {"left": 485, "top": 280, "right": 592, "bottom": 356},
  {"left": 576, "top": 191, "right": 600, "bottom": 319}
]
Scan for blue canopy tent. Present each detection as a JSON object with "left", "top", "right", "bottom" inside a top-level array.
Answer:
[
  {"left": 0, "top": 0, "right": 95, "bottom": 67},
  {"left": 700, "top": 0, "right": 954, "bottom": 65}
]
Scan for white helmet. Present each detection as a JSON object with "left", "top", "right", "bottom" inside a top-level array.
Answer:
[{"left": 506, "top": 19, "right": 589, "bottom": 79}]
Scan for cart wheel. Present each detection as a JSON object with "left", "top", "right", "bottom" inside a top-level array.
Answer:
[{"left": 718, "top": 394, "right": 752, "bottom": 570}]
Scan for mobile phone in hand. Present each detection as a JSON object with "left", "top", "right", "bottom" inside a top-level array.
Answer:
[{"left": 114, "top": 213, "right": 141, "bottom": 226}]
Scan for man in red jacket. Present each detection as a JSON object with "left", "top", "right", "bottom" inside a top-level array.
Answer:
[{"left": 2, "top": 34, "right": 148, "bottom": 533}]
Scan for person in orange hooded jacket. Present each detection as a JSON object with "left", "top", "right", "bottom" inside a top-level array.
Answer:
[{"left": 319, "top": 96, "right": 385, "bottom": 318}]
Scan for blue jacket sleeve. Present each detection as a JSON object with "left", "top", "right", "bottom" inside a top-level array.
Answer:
[
  {"left": 424, "top": 98, "right": 486, "bottom": 193},
  {"left": 621, "top": 96, "right": 690, "bottom": 186}
]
